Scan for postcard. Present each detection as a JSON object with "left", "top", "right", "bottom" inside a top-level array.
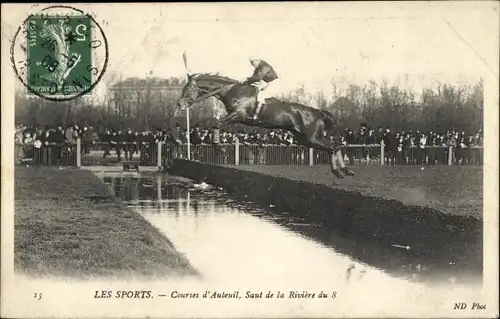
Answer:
[{"left": 1, "top": 2, "right": 498, "bottom": 318}]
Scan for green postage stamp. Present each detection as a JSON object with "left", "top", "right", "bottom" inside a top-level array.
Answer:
[
  {"left": 11, "top": 6, "right": 108, "bottom": 101},
  {"left": 27, "top": 14, "right": 92, "bottom": 95}
]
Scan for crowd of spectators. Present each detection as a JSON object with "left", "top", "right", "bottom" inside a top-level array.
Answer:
[
  {"left": 15, "top": 122, "right": 483, "bottom": 147},
  {"left": 344, "top": 123, "right": 483, "bottom": 166},
  {"left": 15, "top": 122, "right": 483, "bottom": 165}
]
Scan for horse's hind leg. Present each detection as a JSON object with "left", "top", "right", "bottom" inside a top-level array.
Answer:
[
  {"left": 334, "top": 149, "right": 354, "bottom": 176},
  {"left": 308, "top": 137, "right": 353, "bottom": 178},
  {"left": 330, "top": 149, "right": 354, "bottom": 177}
]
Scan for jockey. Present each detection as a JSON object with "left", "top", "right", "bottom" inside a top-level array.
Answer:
[{"left": 243, "top": 57, "right": 279, "bottom": 121}]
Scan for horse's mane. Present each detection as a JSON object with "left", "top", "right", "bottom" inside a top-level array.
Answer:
[{"left": 193, "top": 73, "right": 239, "bottom": 85}]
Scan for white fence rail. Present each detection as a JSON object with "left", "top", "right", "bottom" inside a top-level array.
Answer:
[{"left": 15, "top": 139, "right": 483, "bottom": 168}]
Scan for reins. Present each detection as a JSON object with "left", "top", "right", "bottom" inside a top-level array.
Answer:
[{"left": 192, "top": 84, "right": 234, "bottom": 103}]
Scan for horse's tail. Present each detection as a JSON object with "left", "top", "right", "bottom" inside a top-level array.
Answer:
[
  {"left": 318, "top": 109, "right": 339, "bottom": 131},
  {"left": 318, "top": 109, "right": 343, "bottom": 151}
]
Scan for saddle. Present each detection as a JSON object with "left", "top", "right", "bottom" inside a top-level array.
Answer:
[
  {"left": 263, "top": 97, "right": 281, "bottom": 104},
  {"left": 247, "top": 84, "right": 281, "bottom": 104}
]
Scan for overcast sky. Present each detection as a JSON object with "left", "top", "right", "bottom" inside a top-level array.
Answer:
[{"left": 3, "top": 2, "right": 498, "bottom": 101}]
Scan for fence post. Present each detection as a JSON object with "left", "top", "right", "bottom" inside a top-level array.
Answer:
[
  {"left": 309, "top": 148, "right": 314, "bottom": 166},
  {"left": 76, "top": 138, "right": 81, "bottom": 168},
  {"left": 448, "top": 145, "right": 453, "bottom": 166},
  {"left": 380, "top": 142, "right": 385, "bottom": 166},
  {"left": 157, "top": 142, "right": 162, "bottom": 168},
  {"left": 235, "top": 139, "right": 240, "bottom": 166}
]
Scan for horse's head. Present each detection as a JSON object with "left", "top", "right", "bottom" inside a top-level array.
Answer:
[
  {"left": 177, "top": 73, "right": 239, "bottom": 110},
  {"left": 177, "top": 74, "right": 200, "bottom": 110}
]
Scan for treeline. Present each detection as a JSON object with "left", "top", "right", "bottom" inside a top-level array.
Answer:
[
  {"left": 15, "top": 78, "right": 483, "bottom": 134},
  {"left": 278, "top": 80, "right": 483, "bottom": 134}
]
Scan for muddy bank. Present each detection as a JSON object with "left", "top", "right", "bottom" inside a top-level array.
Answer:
[
  {"left": 227, "top": 164, "right": 483, "bottom": 218},
  {"left": 15, "top": 167, "right": 199, "bottom": 279},
  {"left": 169, "top": 160, "right": 482, "bottom": 277}
]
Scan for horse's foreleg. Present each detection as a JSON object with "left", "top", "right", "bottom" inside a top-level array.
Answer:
[{"left": 217, "top": 112, "right": 240, "bottom": 128}]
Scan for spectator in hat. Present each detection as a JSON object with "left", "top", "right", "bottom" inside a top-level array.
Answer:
[
  {"left": 124, "top": 128, "right": 135, "bottom": 161},
  {"left": 82, "top": 125, "right": 94, "bottom": 154},
  {"left": 65, "top": 125, "right": 76, "bottom": 145},
  {"left": 190, "top": 125, "right": 202, "bottom": 145},
  {"left": 344, "top": 129, "right": 356, "bottom": 165},
  {"left": 383, "top": 127, "right": 398, "bottom": 166}
]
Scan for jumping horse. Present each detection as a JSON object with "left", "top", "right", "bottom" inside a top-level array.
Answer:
[{"left": 176, "top": 73, "right": 354, "bottom": 178}]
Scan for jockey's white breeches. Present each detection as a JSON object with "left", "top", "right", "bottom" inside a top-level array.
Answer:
[{"left": 251, "top": 80, "right": 270, "bottom": 103}]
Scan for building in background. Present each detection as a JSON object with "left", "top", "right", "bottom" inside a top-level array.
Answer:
[
  {"left": 106, "top": 76, "right": 223, "bottom": 129},
  {"left": 107, "top": 76, "right": 185, "bottom": 116}
]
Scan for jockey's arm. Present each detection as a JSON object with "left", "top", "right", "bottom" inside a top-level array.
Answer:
[
  {"left": 244, "top": 76, "right": 259, "bottom": 84},
  {"left": 244, "top": 67, "right": 265, "bottom": 84}
]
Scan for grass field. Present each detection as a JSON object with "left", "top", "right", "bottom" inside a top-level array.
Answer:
[
  {"left": 14, "top": 167, "right": 198, "bottom": 279},
  {"left": 229, "top": 164, "right": 483, "bottom": 218}
]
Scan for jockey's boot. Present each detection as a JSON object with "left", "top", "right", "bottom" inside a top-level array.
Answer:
[
  {"left": 341, "top": 167, "right": 355, "bottom": 176},
  {"left": 251, "top": 101, "right": 263, "bottom": 122},
  {"left": 331, "top": 168, "right": 344, "bottom": 179}
]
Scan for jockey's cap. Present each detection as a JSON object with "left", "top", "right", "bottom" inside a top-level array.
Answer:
[{"left": 249, "top": 57, "right": 260, "bottom": 62}]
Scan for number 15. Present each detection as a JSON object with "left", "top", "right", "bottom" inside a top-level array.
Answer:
[{"left": 34, "top": 292, "right": 42, "bottom": 300}]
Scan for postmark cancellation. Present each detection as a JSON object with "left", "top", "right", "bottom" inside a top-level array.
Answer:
[{"left": 10, "top": 6, "right": 108, "bottom": 101}]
